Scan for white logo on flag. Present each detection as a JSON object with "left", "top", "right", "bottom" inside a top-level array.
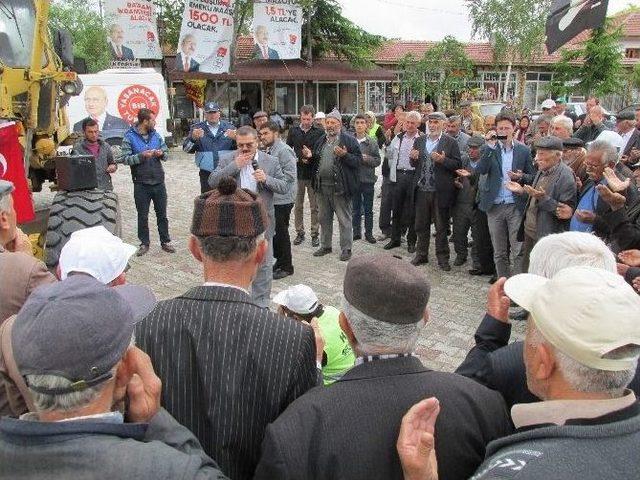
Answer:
[{"left": 0, "top": 153, "right": 7, "bottom": 178}]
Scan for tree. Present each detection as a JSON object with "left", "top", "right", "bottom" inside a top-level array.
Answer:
[
  {"left": 154, "top": 0, "right": 382, "bottom": 68},
  {"left": 550, "top": 21, "right": 624, "bottom": 97},
  {"left": 466, "top": 0, "right": 551, "bottom": 101},
  {"left": 49, "top": 0, "right": 111, "bottom": 73},
  {"left": 398, "top": 36, "right": 474, "bottom": 106}
]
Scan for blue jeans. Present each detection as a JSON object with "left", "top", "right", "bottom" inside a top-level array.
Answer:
[{"left": 352, "top": 183, "right": 375, "bottom": 236}]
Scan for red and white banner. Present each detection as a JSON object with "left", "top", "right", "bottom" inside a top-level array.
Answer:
[
  {"left": 104, "top": 0, "right": 162, "bottom": 60},
  {"left": 0, "top": 122, "right": 34, "bottom": 224},
  {"left": 176, "top": 0, "right": 235, "bottom": 74},
  {"left": 252, "top": 0, "right": 302, "bottom": 60}
]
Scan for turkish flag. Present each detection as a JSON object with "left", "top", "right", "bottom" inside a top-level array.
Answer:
[{"left": 0, "top": 122, "right": 35, "bottom": 223}]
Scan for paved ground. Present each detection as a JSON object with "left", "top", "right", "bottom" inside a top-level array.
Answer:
[{"left": 38, "top": 147, "right": 524, "bottom": 372}]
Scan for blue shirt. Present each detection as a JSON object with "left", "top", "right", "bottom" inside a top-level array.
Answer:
[
  {"left": 207, "top": 121, "right": 220, "bottom": 137},
  {"left": 494, "top": 143, "right": 515, "bottom": 205},
  {"left": 570, "top": 183, "right": 600, "bottom": 232}
]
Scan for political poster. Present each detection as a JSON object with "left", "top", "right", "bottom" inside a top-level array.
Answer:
[
  {"left": 175, "top": 0, "right": 235, "bottom": 74},
  {"left": 252, "top": 0, "right": 302, "bottom": 60},
  {"left": 68, "top": 71, "right": 170, "bottom": 142},
  {"left": 104, "top": 0, "right": 162, "bottom": 60}
]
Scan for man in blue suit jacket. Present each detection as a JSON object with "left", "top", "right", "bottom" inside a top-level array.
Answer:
[
  {"left": 476, "top": 112, "right": 534, "bottom": 278},
  {"left": 183, "top": 101, "right": 236, "bottom": 193}
]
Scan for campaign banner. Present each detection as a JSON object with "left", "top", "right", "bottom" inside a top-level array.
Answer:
[
  {"left": 104, "top": 0, "right": 162, "bottom": 60},
  {"left": 176, "top": 0, "right": 235, "bottom": 74},
  {"left": 545, "top": 0, "right": 609, "bottom": 53},
  {"left": 252, "top": 0, "right": 302, "bottom": 60}
]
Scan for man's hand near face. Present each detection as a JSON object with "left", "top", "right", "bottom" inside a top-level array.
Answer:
[{"left": 235, "top": 152, "right": 253, "bottom": 169}]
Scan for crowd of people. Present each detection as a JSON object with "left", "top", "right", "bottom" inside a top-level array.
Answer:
[{"left": 1, "top": 93, "right": 640, "bottom": 479}]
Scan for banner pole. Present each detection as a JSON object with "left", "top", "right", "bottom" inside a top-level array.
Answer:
[{"left": 306, "top": 5, "right": 312, "bottom": 67}]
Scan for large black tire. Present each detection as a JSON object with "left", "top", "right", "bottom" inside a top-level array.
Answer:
[{"left": 45, "top": 190, "right": 121, "bottom": 269}]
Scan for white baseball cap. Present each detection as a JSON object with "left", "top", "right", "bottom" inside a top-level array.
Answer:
[
  {"left": 272, "top": 284, "right": 319, "bottom": 315},
  {"left": 541, "top": 99, "right": 556, "bottom": 110},
  {"left": 314, "top": 112, "right": 326, "bottom": 120},
  {"left": 594, "top": 130, "right": 624, "bottom": 150},
  {"left": 59, "top": 226, "right": 137, "bottom": 285},
  {"left": 505, "top": 266, "right": 640, "bottom": 371}
]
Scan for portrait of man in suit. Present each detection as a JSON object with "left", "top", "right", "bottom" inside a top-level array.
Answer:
[
  {"left": 108, "top": 24, "right": 135, "bottom": 60},
  {"left": 72, "top": 86, "right": 130, "bottom": 133},
  {"left": 175, "top": 34, "right": 200, "bottom": 72},
  {"left": 253, "top": 25, "right": 280, "bottom": 60}
]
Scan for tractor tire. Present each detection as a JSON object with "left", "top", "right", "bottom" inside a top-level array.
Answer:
[{"left": 45, "top": 189, "right": 121, "bottom": 269}]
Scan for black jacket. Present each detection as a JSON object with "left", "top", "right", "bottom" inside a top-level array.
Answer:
[
  {"left": 603, "top": 198, "right": 640, "bottom": 251},
  {"left": 136, "top": 286, "right": 318, "bottom": 480},
  {"left": 311, "top": 131, "right": 362, "bottom": 197},
  {"left": 411, "top": 133, "right": 462, "bottom": 208},
  {"left": 286, "top": 124, "right": 325, "bottom": 180},
  {"left": 255, "top": 356, "right": 513, "bottom": 480},
  {"left": 456, "top": 314, "right": 640, "bottom": 410}
]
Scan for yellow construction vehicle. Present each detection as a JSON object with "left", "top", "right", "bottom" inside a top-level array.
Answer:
[{"left": 0, "top": 0, "right": 120, "bottom": 267}]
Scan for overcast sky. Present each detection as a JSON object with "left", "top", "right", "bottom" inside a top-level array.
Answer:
[{"left": 339, "top": 0, "right": 635, "bottom": 41}]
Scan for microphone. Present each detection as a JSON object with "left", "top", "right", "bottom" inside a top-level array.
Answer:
[{"left": 251, "top": 157, "right": 259, "bottom": 170}]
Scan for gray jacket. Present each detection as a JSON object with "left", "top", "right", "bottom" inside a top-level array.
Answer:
[
  {"left": 473, "top": 404, "right": 640, "bottom": 479},
  {"left": 0, "top": 408, "right": 228, "bottom": 479},
  {"left": 267, "top": 139, "right": 297, "bottom": 205},
  {"left": 355, "top": 135, "right": 381, "bottom": 184},
  {"left": 209, "top": 150, "right": 287, "bottom": 237},
  {"left": 72, "top": 138, "right": 115, "bottom": 191}
]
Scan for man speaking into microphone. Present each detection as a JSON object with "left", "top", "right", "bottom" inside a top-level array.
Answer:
[{"left": 208, "top": 126, "right": 287, "bottom": 308}]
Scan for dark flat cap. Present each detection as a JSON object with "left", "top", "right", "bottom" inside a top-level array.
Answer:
[
  {"left": 428, "top": 112, "right": 447, "bottom": 121},
  {"left": 535, "top": 135, "right": 563, "bottom": 151},
  {"left": 0, "top": 179, "right": 14, "bottom": 199},
  {"left": 563, "top": 137, "right": 585, "bottom": 149},
  {"left": 617, "top": 112, "right": 635, "bottom": 121},
  {"left": 343, "top": 254, "right": 430, "bottom": 325},
  {"left": 468, "top": 135, "right": 485, "bottom": 148}
]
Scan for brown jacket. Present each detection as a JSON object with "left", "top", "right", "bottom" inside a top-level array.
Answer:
[{"left": 0, "top": 246, "right": 56, "bottom": 323}]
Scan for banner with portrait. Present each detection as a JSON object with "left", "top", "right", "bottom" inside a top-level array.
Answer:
[
  {"left": 252, "top": 0, "right": 302, "bottom": 60},
  {"left": 175, "top": 0, "right": 235, "bottom": 74},
  {"left": 104, "top": 0, "right": 162, "bottom": 60}
]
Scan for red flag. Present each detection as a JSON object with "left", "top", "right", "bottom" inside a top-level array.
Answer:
[{"left": 0, "top": 122, "right": 35, "bottom": 223}]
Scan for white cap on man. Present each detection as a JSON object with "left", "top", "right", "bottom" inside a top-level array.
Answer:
[
  {"left": 314, "top": 112, "right": 326, "bottom": 120},
  {"left": 505, "top": 266, "right": 640, "bottom": 371},
  {"left": 59, "top": 226, "right": 137, "bottom": 284},
  {"left": 541, "top": 99, "right": 556, "bottom": 110},
  {"left": 273, "top": 284, "right": 319, "bottom": 315}
]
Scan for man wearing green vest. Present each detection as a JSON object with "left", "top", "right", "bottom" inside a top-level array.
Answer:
[{"left": 273, "top": 284, "right": 355, "bottom": 385}]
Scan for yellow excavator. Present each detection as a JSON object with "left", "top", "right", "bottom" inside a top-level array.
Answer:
[{"left": 0, "top": 0, "right": 120, "bottom": 268}]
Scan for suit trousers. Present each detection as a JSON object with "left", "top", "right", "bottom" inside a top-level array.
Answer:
[
  {"left": 521, "top": 233, "right": 537, "bottom": 275},
  {"left": 352, "top": 182, "right": 375, "bottom": 237},
  {"left": 273, "top": 203, "right": 294, "bottom": 272},
  {"left": 378, "top": 176, "right": 394, "bottom": 235},
  {"left": 414, "top": 190, "right": 450, "bottom": 264},
  {"left": 391, "top": 171, "right": 417, "bottom": 246},
  {"left": 133, "top": 182, "right": 170, "bottom": 246},
  {"left": 486, "top": 203, "right": 523, "bottom": 278},
  {"left": 199, "top": 169, "right": 212, "bottom": 194},
  {"left": 452, "top": 200, "right": 474, "bottom": 259},
  {"left": 294, "top": 179, "right": 319, "bottom": 237},
  {"left": 317, "top": 185, "right": 353, "bottom": 251},
  {"left": 251, "top": 233, "right": 273, "bottom": 309},
  {"left": 471, "top": 209, "right": 496, "bottom": 273}
]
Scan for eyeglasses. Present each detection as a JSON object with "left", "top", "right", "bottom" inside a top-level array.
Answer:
[{"left": 237, "top": 142, "right": 256, "bottom": 148}]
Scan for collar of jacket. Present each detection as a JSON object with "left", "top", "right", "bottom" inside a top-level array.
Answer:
[
  {"left": 0, "top": 416, "right": 148, "bottom": 442},
  {"left": 179, "top": 284, "right": 255, "bottom": 305},
  {"left": 337, "top": 355, "right": 429, "bottom": 383}
]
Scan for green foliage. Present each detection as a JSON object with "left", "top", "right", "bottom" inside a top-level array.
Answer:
[
  {"left": 630, "top": 63, "right": 640, "bottom": 90},
  {"left": 49, "top": 0, "right": 111, "bottom": 73},
  {"left": 466, "top": 0, "right": 551, "bottom": 63},
  {"left": 398, "top": 36, "right": 474, "bottom": 104},
  {"left": 154, "top": 0, "right": 186, "bottom": 50},
  {"left": 550, "top": 22, "right": 625, "bottom": 97}
]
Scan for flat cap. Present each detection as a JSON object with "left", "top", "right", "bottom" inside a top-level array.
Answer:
[
  {"left": 343, "top": 254, "right": 430, "bottom": 325},
  {"left": 563, "top": 137, "right": 585, "bottom": 149},
  {"left": 535, "top": 135, "right": 564, "bottom": 151},
  {"left": 0, "top": 180, "right": 14, "bottom": 198},
  {"left": 428, "top": 111, "right": 447, "bottom": 121},
  {"left": 468, "top": 135, "right": 485, "bottom": 148},
  {"left": 617, "top": 112, "right": 635, "bottom": 121}
]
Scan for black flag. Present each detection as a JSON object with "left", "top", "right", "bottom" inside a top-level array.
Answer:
[{"left": 545, "top": 0, "right": 609, "bottom": 54}]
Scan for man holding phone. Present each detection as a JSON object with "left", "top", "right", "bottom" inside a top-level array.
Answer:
[
  {"left": 120, "top": 108, "right": 174, "bottom": 257},
  {"left": 0, "top": 276, "right": 227, "bottom": 478}
]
